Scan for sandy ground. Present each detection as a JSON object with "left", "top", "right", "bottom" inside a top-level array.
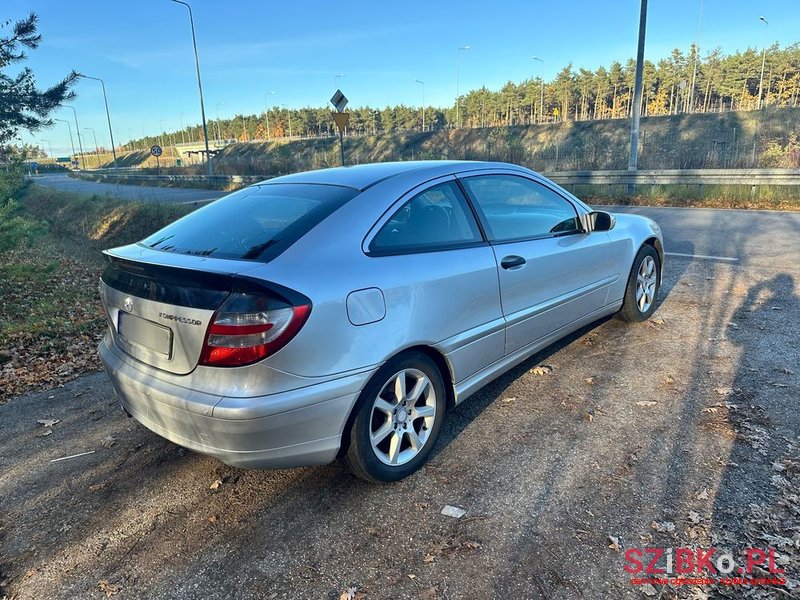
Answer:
[{"left": 1, "top": 255, "right": 798, "bottom": 600}]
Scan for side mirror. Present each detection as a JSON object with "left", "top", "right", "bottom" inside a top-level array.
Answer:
[{"left": 588, "top": 211, "right": 615, "bottom": 232}]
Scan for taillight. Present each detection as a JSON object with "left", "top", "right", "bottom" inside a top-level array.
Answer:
[{"left": 199, "top": 292, "right": 310, "bottom": 367}]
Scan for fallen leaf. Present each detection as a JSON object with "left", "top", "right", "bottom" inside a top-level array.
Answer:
[
  {"left": 651, "top": 520, "right": 676, "bottom": 533},
  {"left": 209, "top": 479, "right": 223, "bottom": 490},
  {"left": 501, "top": 396, "right": 516, "bottom": 405},
  {"left": 100, "top": 435, "right": 116, "bottom": 448},
  {"left": 462, "top": 540, "right": 481, "bottom": 550},
  {"left": 714, "top": 387, "right": 733, "bottom": 396},
  {"left": 636, "top": 401, "right": 657, "bottom": 407},
  {"left": 440, "top": 505, "right": 466, "bottom": 519},
  {"left": 608, "top": 535, "right": 621, "bottom": 552},
  {"left": 652, "top": 317, "right": 665, "bottom": 325},
  {"left": 688, "top": 511, "right": 702, "bottom": 524},
  {"left": 89, "top": 483, "right": 107, "bottom": 493},
  {"left": 98, "top": 580, "right": 119, "bottom": 597},
  {"left": 423, "top": 553, "right": 435, "bottom": 563},
  {"left": 702, "top": 407, "right": 719, "bottom": 413},
  {"left": 696, "top": 488, "right": 709, "bottom": 501},
  {"left": 37, "top": 418, "right": 59, "bottom": 428},
  {"left": 36, "top": 429, "right": 53, "bottom": 438},
  {"left": 641, "top": 583, "right": 657, "bottom": 596},
  {"left": 584, "top": 376, "right": 595, "bottom": 385},
  {"left": 208, "top": 515, "right": 218, "bottom": 524},
  {"left": 338, "top": 587, "right": 358, "bottom": 600},
  {"left": 530, "top": 365, "right": 553, "bottom": 376}
]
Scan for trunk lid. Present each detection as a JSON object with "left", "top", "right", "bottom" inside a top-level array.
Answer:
[{"left": 99, "top": 244, "right": 268, "bottom": 375}]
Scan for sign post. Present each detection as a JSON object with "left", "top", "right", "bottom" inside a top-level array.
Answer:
[
  {"left": 150, "top": 144, "right": 163, "bottom": 174},
  {"left": 330, "top": 90, "right": 349, "bottom": 166}
]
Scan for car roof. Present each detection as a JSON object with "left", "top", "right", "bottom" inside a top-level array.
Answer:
[{"left": 258, "top": 160, "right": 529, "bottom": 191}]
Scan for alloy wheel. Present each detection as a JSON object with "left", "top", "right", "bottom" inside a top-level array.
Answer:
[
  {"left": 369, "top": 368, "right": 437, "bottom": 466},
  {"left": 635, "top": 255, "right": 658, "bottom": 313}
]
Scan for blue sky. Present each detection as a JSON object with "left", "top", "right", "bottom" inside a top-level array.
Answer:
[{"left": 10, "top": 0, "right": 800, "bottom": 155}]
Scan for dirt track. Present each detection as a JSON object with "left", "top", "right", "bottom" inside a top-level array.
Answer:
[{"left": 1, "top": 255, "right": 798, "bottom": 599}]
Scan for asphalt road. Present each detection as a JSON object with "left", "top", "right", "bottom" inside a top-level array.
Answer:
[
  {"left": 31, "top": 173, "right": 225, "bottom": 204},
  {"left": 605, "top": 204, "right": 800, "bottom": 270}
]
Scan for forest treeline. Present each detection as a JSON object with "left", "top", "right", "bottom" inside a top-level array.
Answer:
[{"left": 127, "top": 43, "right": 799, "bottom": 150}]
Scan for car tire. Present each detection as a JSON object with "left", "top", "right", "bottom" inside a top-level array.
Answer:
[
  {"left": 617, "top": 244, "right": 661, "bottom": 322},
  {"left": 342, "top": 352, "right": 447, "bottom": 483}
]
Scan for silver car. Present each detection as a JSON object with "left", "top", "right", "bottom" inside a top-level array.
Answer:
[{"left": 99, "top": 161, "right": 664, "bottom": 482}]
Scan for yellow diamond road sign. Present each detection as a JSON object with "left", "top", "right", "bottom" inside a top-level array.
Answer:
[
  {"left": 332, "top": 112, "right": 350, "bottom": 133},
  {"left": 330, "top": 89, "right": 348, "bottom": 113}
]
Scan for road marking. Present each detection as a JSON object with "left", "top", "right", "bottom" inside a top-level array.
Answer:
[{"left": 665, "top": 252, "right": 739, "bottom": 262}]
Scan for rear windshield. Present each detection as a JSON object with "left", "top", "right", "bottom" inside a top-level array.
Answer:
[{"left": 140, "top": 183, "right": 358, "bottom": 261}]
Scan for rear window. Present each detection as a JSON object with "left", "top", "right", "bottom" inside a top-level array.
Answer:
[{"left": 140, "top": 183, "right": 357, "bottom": 260}]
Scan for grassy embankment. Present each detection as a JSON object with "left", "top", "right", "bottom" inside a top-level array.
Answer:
[
  {"left": 76, "top": 107, "right": 800, "bottom": 208},
  {"left": 0, "top": 177, "right": 193, "bottom": 401}
]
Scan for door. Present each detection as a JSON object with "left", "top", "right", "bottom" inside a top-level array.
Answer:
[{"left": 459, "top": 173, "right": 615, "bottom": 355}]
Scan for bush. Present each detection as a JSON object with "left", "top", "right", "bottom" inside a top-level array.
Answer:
[
  {"left": 0, "top": 199, "right": 46, "bottom": 252},
  {"left": 0, "top": 167, "right": 29, "bottom": 203}
]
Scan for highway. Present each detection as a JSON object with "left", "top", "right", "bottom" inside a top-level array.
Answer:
[{"left": 32, "top": 173, "right": 225, "bottom": 204}]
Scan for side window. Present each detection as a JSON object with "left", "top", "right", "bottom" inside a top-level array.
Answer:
[
  {"left": 460, "top": 175, "right": 581, "bottom": 242},
  {"left": 369, "top": 181, "right": 483, "bottom": 254}
]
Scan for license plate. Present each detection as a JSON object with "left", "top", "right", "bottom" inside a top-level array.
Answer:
[{"left": 118, "top": 312, "right": 172, "bottom": 357}]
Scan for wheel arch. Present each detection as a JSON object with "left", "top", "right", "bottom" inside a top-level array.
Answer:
[
  {"left": 642, "top": 236, "right": 664, "bottom": 285},
  {"left": 336, "top": 344, "right": 456, "bottom": 458}
]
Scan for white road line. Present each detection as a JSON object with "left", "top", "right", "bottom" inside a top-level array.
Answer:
[{"left": 665, "top": 252, "right": 739, "bottom": 262}]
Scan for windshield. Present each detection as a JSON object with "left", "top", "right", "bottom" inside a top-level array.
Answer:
[{"left": 140, "top": 183, "right": 358, "bottom": 261}]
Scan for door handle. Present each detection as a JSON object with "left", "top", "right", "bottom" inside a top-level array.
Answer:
[{"left": 500, "top": 255, "right": 526, "bottom": 270}]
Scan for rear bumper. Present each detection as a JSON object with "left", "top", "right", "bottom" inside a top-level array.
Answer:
[{"left": 99, "top": 337, "right": 369, "bottom": 469}]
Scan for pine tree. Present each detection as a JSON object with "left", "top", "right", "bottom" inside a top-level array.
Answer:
[{"left": 0, "top": 12, "right": 77, "bottom": 145}]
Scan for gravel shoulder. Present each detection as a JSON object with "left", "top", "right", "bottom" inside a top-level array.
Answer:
[{"left": 1, "top": 255, "right": 798, "bottom": 599}]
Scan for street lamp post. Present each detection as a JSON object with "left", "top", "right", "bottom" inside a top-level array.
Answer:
[
  {"left": 628, "top": 0, "right": 648, "bottom": 173},
  {"left": 264, "top": 91, "right": 275, "bottom": 140},
  {"left": 64, "top": 106, "right": 86, "bottom": 169},
  {"left": 415, "top": 79, "right": 426, "bottom": 131},
  {"left": 84, "top": 127, "right": 101, "bottom": 167},
  {"left": 171, "top": 0, "right": 213, "bottom": 175},
  {"left": 215, "top": 103, "right": 223, "bottom": 142},
  {"left": 757, "top": 16, "right": 769, "bottom": 109},
  {"left": 77, "top": 74, "right": 118, "bottom": 170},
  {"left": 456, "top": 46, "right": 470, "bottom": 128},
  {"left": 532, "top": 57, "right": 544, "bottom": 124},
  {"left": 54, "top": 119, "right": 76, "bottom": 162}
]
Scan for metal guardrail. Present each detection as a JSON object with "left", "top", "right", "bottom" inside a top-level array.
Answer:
[
  {"left": 544, "top": 169, "right": 800, "bottom": 186},
  {"left": 74, "top": 172, "right": 266, "bottom": 185},
  {"left": 74, "top": 168, "right": 800, "bottom": 187}
]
